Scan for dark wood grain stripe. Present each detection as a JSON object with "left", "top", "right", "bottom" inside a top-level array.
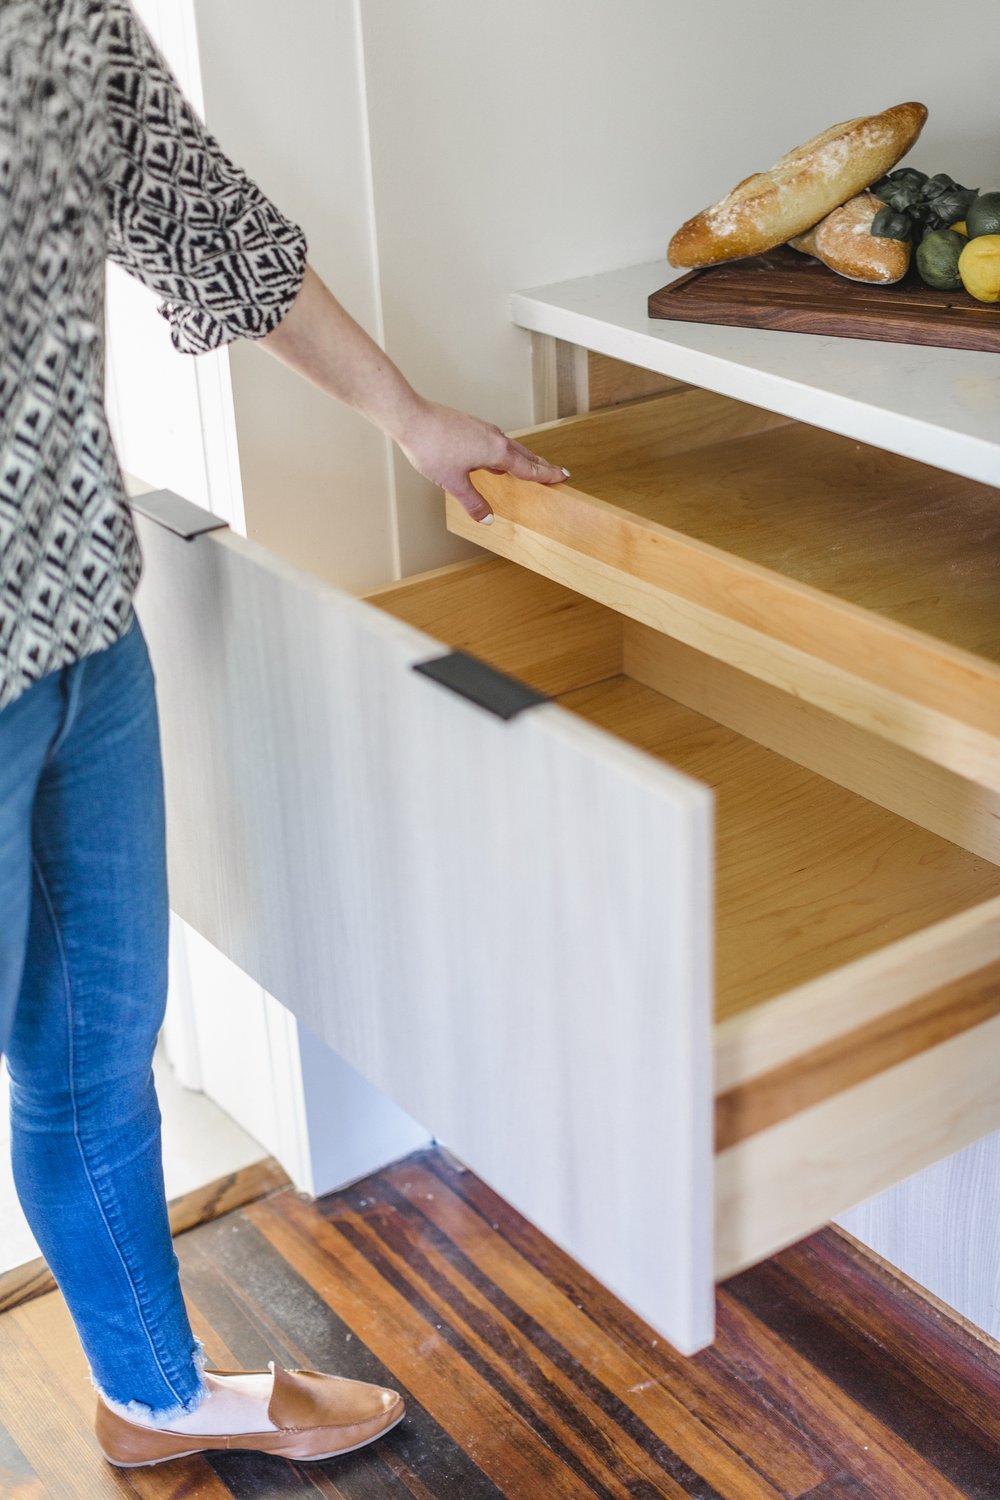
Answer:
[
  {"left": 715, "top": 959, "right": 1000, "bottom": 1149},
  {"left": 724, "top": 1256, "right": 1000, "bottom": 1498},
  {"left": 755, "top": 1237, "right": 1000, "bottom": 1487},
  {"left": 801, "top": 1478, "right": 871, "bottom": 1498},
  {"left": 331, "top": 1213, "right": 645, "bottom": 1500},
  {"left": 417, "top": 1151, "right": 830, "bottom": 1495},
  {"left": 713, "top": 1292, "right": 970, "bottom": 1500},
  {"left": 177, "top": 1214, "right": 507, "bottom": 1500},
  {"left": 249, "top": 1193, "right": 609, "bottom": 1499},
  {"left": 333, "top": 1169, "right": 763, "bottom": 1500},
  {"left": 0, "top": 1261, "right": 54, "bottom": 1319}
]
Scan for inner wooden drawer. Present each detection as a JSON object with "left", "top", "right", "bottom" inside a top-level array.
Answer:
[
  {"left": 368, "top": 556, "right": 1000, "bottom": 1277},
  {"left": 445, "top": 387, "right": 1000, "bottom": 790}
]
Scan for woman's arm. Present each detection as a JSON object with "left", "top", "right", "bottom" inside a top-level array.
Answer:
[{"left": 260, "top": 266, "right": 567, "bottom": 524}]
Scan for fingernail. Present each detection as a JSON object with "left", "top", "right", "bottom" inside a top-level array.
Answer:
[
  {"left": 561, "top": 468, "right": 571, "bottom": 478},
  {"left": 479, "top": 512, "right": 495, "bottom": 525}
]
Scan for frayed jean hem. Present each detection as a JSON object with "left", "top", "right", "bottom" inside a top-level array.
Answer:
[{"left": 88, "top": 1336, "right": 209, "bottom": 1426}]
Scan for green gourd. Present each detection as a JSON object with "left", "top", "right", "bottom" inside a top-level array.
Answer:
[
  {"left": 966, "top": 192, "right": 1000, "bottom": 238},
  {"left": 915, "top": 228, "right": 968, "bottom": 290}
]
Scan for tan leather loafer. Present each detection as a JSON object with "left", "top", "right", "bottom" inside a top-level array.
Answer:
[{"left": 95, "top": 1362, "right": 405, "bottom": 1467}]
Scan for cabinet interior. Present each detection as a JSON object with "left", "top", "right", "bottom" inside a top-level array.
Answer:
[
  {"left": 366, "top": 557, "right": 1000, "bottom": 1028},
  {"left": 521, "top": 388, "right": 1000, "bottom": 664}
]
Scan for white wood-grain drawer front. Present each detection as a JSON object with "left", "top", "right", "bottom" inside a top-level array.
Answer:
[
  {"left": 135, "top": 506, "right": 1000, "bottom": 1358},
  {"left": 134, "top": 509, "right": 715, "bottom": 1357},
  {"left": 446, "top": 387, "right": 1000, "bottom": 790}
]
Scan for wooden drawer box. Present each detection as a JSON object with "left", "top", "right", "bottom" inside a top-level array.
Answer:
[
  {"left": 134, "top": 494, "right": 1000, "bottom": 1359},
  {"left": 446, "top": 387, "right": 1000, "bottom": 792}
]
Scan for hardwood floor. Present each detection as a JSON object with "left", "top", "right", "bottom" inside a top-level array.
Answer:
[{"left": 1, "top": 1146, "right": 998, "bottom": 1497}]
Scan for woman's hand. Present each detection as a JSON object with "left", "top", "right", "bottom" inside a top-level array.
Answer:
[
  {"left": 394, "top": 397, "right": 568, "bottom": 524},
  {"left": 261, "top": 266, "right": 567, "bottom": 523}
]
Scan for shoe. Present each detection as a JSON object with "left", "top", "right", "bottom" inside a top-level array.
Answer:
[{"left": 94, "top": 1362, "right": 405, "bottom": 1467}]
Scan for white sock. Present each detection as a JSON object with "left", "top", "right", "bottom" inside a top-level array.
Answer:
[{"left": 156, "top": 1370, "right": 279, "bottom": 1434}]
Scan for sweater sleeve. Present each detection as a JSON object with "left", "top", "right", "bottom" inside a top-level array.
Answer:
[{"left": 102, "top": 0, "right": 307, "bottom": 354}]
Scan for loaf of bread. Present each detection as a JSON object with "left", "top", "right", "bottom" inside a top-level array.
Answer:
[
  {"left": 667, "top": 102, "right": 927, "bottom": 268},
  {"left": 789, "top": 192, "right": 911, "bottom": 283}
]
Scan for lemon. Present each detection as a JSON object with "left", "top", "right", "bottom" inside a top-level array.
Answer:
[
  {"left": 958, "top": 235, "right": 1000, "bottom": 302},
  {"left": 949, "top": 220, "right": 968, "bottom": 236}
]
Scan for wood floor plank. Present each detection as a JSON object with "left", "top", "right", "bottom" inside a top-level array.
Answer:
[
  {"left": 247, "top": 1192, "right": 617, "bottom": 1499},
  {"left": 330, "top": 1192, "right": 712, "bottom": 1498},
  {"left": 180, "top": 1213, "right": 508, "bottom": 1500},
  {"left": 414, "top": 1151, "right": 831, "bottom": 1496},
  {"left": 0, "top": 1306, "right": 131, "bottom": 1500},
  {"left": 3, "top": 1145, "right": 999, "bottom": 1498},
  {"left": 725, "top": 1244, "right": 1000, "bottom": 1496},
  {"left": 0, "top": 1422, "right": 51, "bottom": 1500},
  {"left": 790, "top": 1232, "right": 1000, "bottom": 1429},
  {"left": 167, "top": 1158, "right": 291, "bottom": 1239},
  {"left": 714, "top": 1291, "right": 972, "bottom": 1499},
  {"left": 800, "top": 1479, "right": 870, "bottom": 1499},
  {"left": 9, "top": 1288, "right": 231, "bottom": 1500},
  {"left": 343, "top": 1160, "right": 800, "bottom": 1499}
]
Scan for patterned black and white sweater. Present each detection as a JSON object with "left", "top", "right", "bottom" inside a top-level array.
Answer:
[{"left": 0, "top": 0, "right": 307, "bottom": 709}]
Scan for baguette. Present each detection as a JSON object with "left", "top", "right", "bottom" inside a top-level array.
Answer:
[
  {"left": 789, "top": 191, "right": 911, "bottom": 283},
  {"left": 668, "top": 101, "right": 927, "bottom": 268}
]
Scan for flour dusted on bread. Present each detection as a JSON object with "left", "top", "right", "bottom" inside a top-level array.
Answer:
[
  {"left": 668, "top": 102, "right": 928, "bottom": 268},
  {"left": 790, "top": 192, "right": 911, "bottom": 284}
]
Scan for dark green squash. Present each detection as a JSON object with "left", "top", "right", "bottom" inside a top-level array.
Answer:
[{"left": 915, "top": 228, "right": 968, "bottom": 290}]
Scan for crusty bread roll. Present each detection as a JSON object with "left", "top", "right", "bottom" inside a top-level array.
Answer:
[
  {"left": 789, "top": 192, "right": 911, "bottom": 284},
  {"left": 668, "top": 102, "right": 927, "bottom": 268}
]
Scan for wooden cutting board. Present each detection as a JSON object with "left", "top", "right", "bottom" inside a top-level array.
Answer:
[{"left": 648, "top": 246, "right": 1000, "bottom": 353}]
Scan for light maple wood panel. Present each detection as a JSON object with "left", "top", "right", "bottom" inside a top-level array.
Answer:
[
  {"left": 364, "top": 556, "right": 622, "bottom": 694},
  {"left": 556, "top": 677, "right": 1000, "bottom": 1021},
  {"left": 587, "top": 351, "right": 690, "bottom": 411},
  {"left": 448, "top": 389, "right": 1000, "bottom": 785},
  {"left": 535, "top": 402, "right": 1000, "bottom": 665},
  {"left": 624, "top": 624, "right": 1000, "bottom": 864},
  {"left": 716, "top": 1012, "right": 1000, "bottom": 1278}
]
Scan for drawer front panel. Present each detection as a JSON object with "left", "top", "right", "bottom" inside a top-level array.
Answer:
[{"left": 134, "top": 506, "right": 715, "bottom": 1355}]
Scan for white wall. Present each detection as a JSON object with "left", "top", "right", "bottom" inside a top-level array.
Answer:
[
  {"left": 191, "top": 0, "right": 399, "bottom": 590},
  {"left": 187, "top": 0, "right": 1000, "bottom": 580},
  {"left": 359, "top": 0, "right": 1000, "bottom": 572}
]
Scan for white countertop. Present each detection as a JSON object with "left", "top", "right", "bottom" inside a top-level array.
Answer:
[{"left": 511, "top": 261, "right": 1000, "bottom": 490}]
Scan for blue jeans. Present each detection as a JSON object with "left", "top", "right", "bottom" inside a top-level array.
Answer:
[{"left": 0, "top": 617, "right": 208, "bottom": 1421}]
